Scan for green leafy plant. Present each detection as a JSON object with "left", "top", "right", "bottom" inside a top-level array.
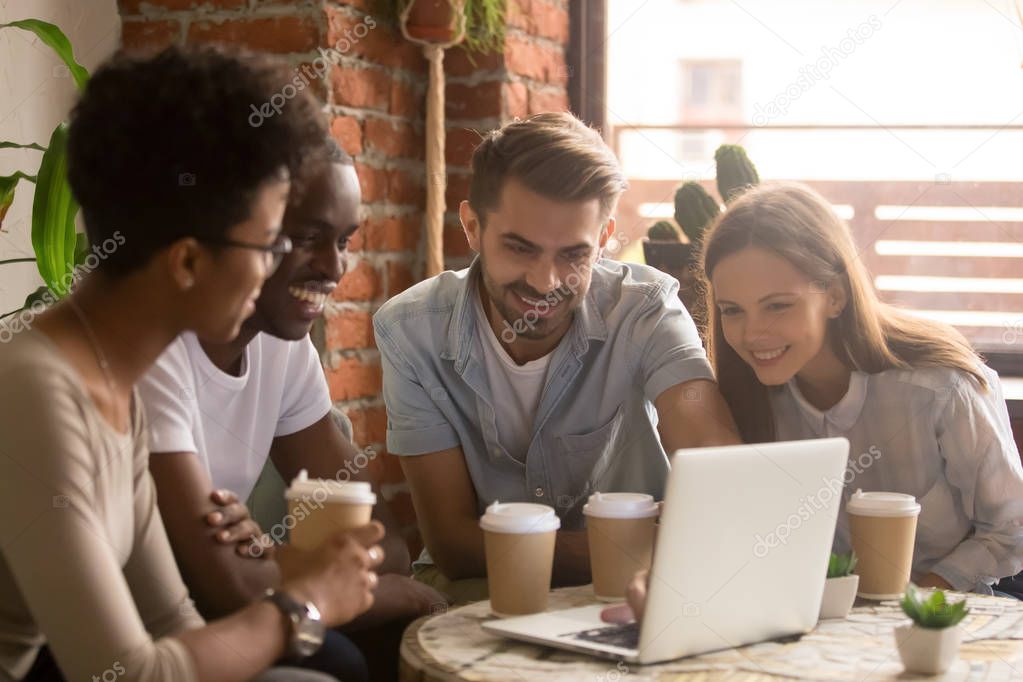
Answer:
[
  {"left": 1, "top": 19, "right": 90, "bottom": 319},
  {"left": 827, "top": 551, "right": 857, "bottom": 579},
  {"left": 375, "top": 0, "right": 509, "bottom": 54},
  {"left": 900, "top": 584, "right": 970, "bottom": 629}
]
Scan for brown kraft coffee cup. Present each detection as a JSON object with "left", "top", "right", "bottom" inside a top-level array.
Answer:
[
  {"left": 846, "top": 489, "right": 920, "bottom": 600},
  {"left": 480, "top": 501, "right": 560, "bottom": 617},
  {"left": 285, "top": 469, "right": 376, "bottom": 550},
  {"left": 584, "top": 492, "right": 659, "bottom": 601}
]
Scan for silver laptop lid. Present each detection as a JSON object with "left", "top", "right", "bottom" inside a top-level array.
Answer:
[{"left": 637, "top": 437, "right": 849, "bottom": 664}]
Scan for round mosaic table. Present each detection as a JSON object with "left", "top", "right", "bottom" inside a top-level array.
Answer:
[{"left": 399, "top": 585, "right": 1023, "bottom": 681}]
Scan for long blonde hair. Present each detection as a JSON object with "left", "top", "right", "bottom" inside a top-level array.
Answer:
[{"left": 701, "top": 182, "right": 985, "bottom": 443}]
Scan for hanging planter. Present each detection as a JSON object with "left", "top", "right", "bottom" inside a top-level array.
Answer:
[
  {"left": 404, "top": 0, "right": 459, "bottom": 43},
  {"left": 370, "top": 0, "right": 508, "bottom": 277}
]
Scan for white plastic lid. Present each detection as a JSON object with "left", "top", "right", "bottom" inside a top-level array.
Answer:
[
  {"left": 284, "top": 469, "right": 376, "bottom": 505},
  {"left": 582, "top": 492, "right": 659, "bottom": 519},
  {"left": 479, "top": 501, "right": 561, "bottom": 534},
  {"left": 846, "top": 489, "right": 920, "bottom": 517}
]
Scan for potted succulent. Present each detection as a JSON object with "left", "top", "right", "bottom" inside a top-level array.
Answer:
[
  {"left": 641, "top": 144, "right": 758, "bottom": 334},
  {"left": 819, "top": 551, "right": 858, "bottom": 619},
  {"left": 895, "top": 584, "right": 969, "bottom": 675},
  {"left": 642, "top": 144, "right": 759, "bottom": 279}
]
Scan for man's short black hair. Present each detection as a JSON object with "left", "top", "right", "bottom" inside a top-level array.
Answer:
[{"left": 67, "top": 45, "right": 327, "bottom": 277}]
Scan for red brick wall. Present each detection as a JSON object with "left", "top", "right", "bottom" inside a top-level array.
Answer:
[{"left": 117, "top": 0, "right": 570, "bottom": 556}]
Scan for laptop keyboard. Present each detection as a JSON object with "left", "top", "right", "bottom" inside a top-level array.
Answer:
[{"left": 568, "top": 622, "right": 640, "bottom": 650}]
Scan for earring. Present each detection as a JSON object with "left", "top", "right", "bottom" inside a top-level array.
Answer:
[{"left": 182, "top": 276, "right": 194, "bottom": 290}]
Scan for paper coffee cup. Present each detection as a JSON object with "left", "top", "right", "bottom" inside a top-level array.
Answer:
[
  {"left": 846, "top": 489, "right": 920, "bottom": 600},
  {"left": 285, "top": 469, "right": 376, "bottom": 550},
  {"left": 584, "top": 492, "right": 659, "bottom": 601},
  {"left": 480, "top": 501, "right": 560, "bottom": 617}
]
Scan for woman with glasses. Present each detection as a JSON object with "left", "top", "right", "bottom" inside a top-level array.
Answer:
[
  {"left": 0, "top": 46, "right": 383, "bottom": 682},
  {"left": 202, "top": 232, "right": 295, "bottom": 276}
]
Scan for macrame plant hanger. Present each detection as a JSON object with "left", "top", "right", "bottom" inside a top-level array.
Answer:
[{"left": 398, "top": 0, "right": 468, "bottom": 277}]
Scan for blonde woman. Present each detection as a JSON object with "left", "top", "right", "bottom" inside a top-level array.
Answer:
[{"left": 610, "top": 182, "right": 1023, "bottom": 622}]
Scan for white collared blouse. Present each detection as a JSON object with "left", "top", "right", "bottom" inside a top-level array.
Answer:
[{"left": 770, "top": 364, "right": 1023, "bottom": 593}]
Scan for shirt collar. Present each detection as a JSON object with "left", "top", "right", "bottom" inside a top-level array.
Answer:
[
  {"left": 785, "top": 370, "right": 869, "bottom": 433},
  {"left": 444, "top": 256, "right": 608, "bottom": 372}
]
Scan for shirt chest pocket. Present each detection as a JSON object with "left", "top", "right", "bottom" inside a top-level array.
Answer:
[{"left": 556, "top": 404, "right": 626, "bottom": 488}]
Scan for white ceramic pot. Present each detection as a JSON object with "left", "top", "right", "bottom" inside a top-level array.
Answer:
[
  {"left": 819, "top": 574, "right": 859, "bottom": 619},
  {"left": 894, "top": 623, "right": 961, "bottom": 675}
]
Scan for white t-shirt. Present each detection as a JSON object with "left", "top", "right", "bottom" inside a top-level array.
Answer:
[
  {"left": 137, "top": 332, "right": 331, "bottom": 501},
  {"left": 475, "top": 295, "right": 553, "bottom": 462}
]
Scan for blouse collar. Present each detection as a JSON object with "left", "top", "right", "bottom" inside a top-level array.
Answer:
[{"left": 785, "top": 370, "right": 869, "bottom": 434}]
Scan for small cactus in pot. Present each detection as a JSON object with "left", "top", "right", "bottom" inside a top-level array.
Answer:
[
  {"left": 641, "top": 144, "right": 758, "bottom": 338},
  {"left": 647, "top": 220, "right": 681, "bottom": 242}
]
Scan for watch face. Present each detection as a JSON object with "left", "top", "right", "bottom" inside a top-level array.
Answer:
[{"left": 294, "top": 617, "right": 325, "bottom": 658}]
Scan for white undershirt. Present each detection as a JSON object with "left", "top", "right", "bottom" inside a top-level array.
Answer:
[{"left": 475, "top": 294, "right": 552, "bottom": 462}]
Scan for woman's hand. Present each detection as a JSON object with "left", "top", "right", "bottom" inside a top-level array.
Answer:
[
  {"left": 600, "top": 569, "right": 648, "bottom": 624},
  {"left": 916, "top": 573, "right": 954, "bottom": 590},
  {"left": 276, "top": 521, "right": 386, "bottom": 627}
]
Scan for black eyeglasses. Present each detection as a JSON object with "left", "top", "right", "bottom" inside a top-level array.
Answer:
[{"left": 201, "top": 234, "right": 293, "bottom": 274}]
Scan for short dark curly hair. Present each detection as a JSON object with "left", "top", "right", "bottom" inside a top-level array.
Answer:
[{"left": 67, "top": 44, "right": 327, "bottom": 277}]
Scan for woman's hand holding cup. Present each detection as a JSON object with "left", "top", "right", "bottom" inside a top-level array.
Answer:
[{"left": 277, "top": 521, "right": 386, "bottom": 626}]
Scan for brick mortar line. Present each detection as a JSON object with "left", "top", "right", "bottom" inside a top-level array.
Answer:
[
  {"left": 357, "top": 203, "right": 425, "bottom": 216},
  {"left": 334, "top": 395, "right": 385, "bottom": 408},
  {"left": 125, "top": 4, "right": 326, "bottom": 21},
  {"left": 325, "top": 300, "right": 379, "bottom": 314},
  {"left": 338, "top": 109, "right": 427, "bottom": 131},
  {"left": 330, "top": 53, "right": 429, "bottom": 85},
  {"left": 507, "top": 74, "right": 569, "bottom": 92},
  {"left": 506, "top": 25, "right": 569, "bottom": 51},
  {"left": 446, "top": 69, "right": 568, "bottom": 91},
  {"left": 326, "top": 346, "right": 380, "bottom": 363},
  {"left": 443, "top": 67, "right": 508, "bottom": 87},
  {"left": 328, "top": 105, "right": 423, "bottom": 128},
  {"left": 355, "top": 151, "right": 428, "bottom": 171},
  {"left": 359, "top": 204, "right": 423, "bottom": 219},
  {"left": 445, "top": 116, "right": 502, "bottom": 130}
]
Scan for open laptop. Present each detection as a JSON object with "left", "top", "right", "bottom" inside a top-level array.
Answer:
[{"left": 482, "top": 437, "right": 850, "bottom": 664}]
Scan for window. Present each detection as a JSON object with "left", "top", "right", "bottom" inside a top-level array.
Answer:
[{"left": 606, "top": 0, "right": 1023, "bottom": 370}]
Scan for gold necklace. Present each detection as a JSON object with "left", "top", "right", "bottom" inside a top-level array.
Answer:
[{"left": 65, "top": 296, "right": 119, "bottom": 403}]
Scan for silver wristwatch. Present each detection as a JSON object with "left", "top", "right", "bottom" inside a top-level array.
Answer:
[{"left": 264, "top": 588, "right": 325, "bottom": 658}]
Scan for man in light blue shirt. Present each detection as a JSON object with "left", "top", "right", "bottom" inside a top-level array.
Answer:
[{"left": 374, "top": 113, "right": 740, "bottom": 601}]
